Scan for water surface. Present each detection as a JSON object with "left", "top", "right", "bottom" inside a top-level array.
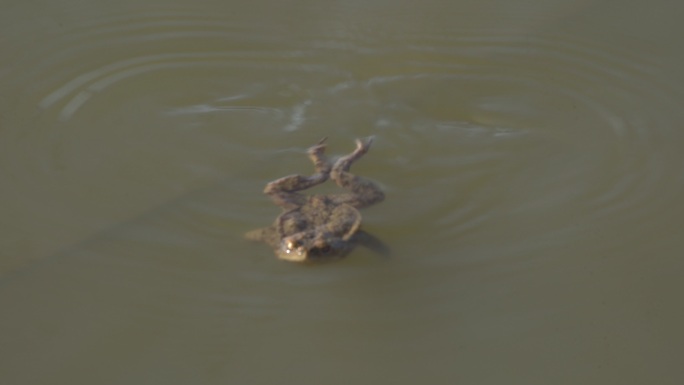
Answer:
[{"left": 2, "top": 0, "right": 684, "bottom": 384}]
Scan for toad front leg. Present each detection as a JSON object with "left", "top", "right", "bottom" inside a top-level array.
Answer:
[
  {"left": 331, "top": 137, "right": 385, "bottom": 208},
  {"left": 264, "top": 138, "right": 332, "bottom": 209}
]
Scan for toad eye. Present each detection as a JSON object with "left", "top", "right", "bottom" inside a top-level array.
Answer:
[{"left": 287, "top": 240, "right": 301, "bottom": 250}]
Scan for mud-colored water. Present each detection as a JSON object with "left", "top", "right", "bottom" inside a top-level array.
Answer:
[{"left": 2, "top": 1, "right": 683, "bottom": 384}]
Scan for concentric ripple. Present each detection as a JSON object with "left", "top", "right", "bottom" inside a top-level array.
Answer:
[
  {"left": 417, "top": 35, "right": 684, "bottom": 253},
  {"left": 2, "top": 4, "right": 684, "bottom": 273}
]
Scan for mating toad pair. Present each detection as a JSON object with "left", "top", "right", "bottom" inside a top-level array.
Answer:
[{"left": 245, "top": 138, "right": 385, "bottom": 262}]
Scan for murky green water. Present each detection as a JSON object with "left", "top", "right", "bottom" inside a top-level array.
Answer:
[{"left": 2, "top": 0, "right": 684, "bottom": 384}]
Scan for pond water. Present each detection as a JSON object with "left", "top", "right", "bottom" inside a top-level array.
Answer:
[{"left": 2, "top": 0, "right": 684, "bottom": 384}]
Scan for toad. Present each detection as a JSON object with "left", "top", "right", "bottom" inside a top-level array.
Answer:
[{"left": 245, "top": 137, "right": 386, "bottom": 262}]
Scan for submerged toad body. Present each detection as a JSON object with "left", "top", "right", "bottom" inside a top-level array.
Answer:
[{"left": 245, "top": 138, "right": 385, "bottom": 262}]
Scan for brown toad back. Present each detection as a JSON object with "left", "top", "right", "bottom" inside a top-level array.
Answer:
[{"left": 245, "top": 137, "right": 385, "bottom": 262}]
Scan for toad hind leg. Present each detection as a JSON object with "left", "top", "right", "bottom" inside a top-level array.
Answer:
[
  {"left": 264, "top": 138, "right": 332, "bottom": 209},
  {"left": 331, "top": 137, "right": 385, "bottom": 208}
]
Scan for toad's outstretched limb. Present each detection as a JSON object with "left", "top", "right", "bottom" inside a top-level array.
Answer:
[
  {"left": 331, "top": 137, "right": 385, "bottom": 208},
  {"left": 263, "top": 137, "right": 332, "bottom": 209}
]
